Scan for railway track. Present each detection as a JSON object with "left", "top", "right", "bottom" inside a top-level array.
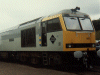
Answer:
[{"left": 0, "top": 59, "right": 100, "bottom": 75}]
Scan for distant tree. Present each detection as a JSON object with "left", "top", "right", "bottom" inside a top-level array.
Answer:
[
  {"left": 92, "top": 19, "right": 100, "bottom": 40},
  {"left": 96, "top": 31, "right": 100, "bottom": 40},
  {"left": 92, "top": 19, "right": 100, "bottom": 31}
]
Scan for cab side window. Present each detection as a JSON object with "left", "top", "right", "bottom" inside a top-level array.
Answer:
[{"left": 47, "top": 18, "right": 62, "bottom": 32}]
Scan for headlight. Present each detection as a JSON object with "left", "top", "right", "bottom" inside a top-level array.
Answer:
[
  {"left": 68, "top": 44, "right": 71, "bottom": 48},
  {"left": 66, "top": 44, "right": 72, "bottom": 48},
  {"left": 66, "top": 44, "right": 73, "bottom": 48}
]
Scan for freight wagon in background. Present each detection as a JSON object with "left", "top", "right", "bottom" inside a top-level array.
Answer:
[{"left": 0, "top": 7, "right": 99, "bottom": 68}]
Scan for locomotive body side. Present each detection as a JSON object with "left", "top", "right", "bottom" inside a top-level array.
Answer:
[{"left": 0, "top": 8, "right": 96, "bottom": 67}]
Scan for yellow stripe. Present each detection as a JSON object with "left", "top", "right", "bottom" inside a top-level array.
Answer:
[
  {"left": 39, "top": 41, "right": 41, "bottom": 44},
  {"left": 39, "top": 37, "right": 41, "bottom": 39}
]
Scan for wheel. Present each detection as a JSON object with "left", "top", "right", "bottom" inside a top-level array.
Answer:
[
  {"left": 20, "top": 56, "right": 27, "bottom": 62},
  {"left": 31, "top": 57, "right": 39, "bottom": 64}
]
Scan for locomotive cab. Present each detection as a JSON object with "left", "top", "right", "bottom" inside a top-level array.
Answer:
[{"left": 42, "top": 7, "right": 96, "bottom": 67}]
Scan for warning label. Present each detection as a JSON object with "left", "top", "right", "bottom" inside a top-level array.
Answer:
[{"left": 50, "top": 35, "right": 56, "bottom": 44}]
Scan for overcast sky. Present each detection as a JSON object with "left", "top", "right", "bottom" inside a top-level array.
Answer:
[{"left": 0, "top": 0, "right": 100, "bottom": 32}]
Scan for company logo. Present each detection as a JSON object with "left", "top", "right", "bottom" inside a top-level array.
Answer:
[{"left": 50, "top": 35, "right": 56, "bottom": 44}]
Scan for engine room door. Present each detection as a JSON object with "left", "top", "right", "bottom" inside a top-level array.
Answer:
[{"left": 41, "top": 22, "right": 47, "bottom": 46}]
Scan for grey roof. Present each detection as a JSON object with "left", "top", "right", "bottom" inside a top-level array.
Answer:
[
  {"left": 0, "top": 9, "right": 89, "bottom": 33},
  {"left": 49, "top": 9, "right": 87, "bottom": 17},
  {"left": 19, "top": 17, "right": 43, "bottom": 26},
  {"left": 0, "top": 17, "right": 44, "bottom": 33}
]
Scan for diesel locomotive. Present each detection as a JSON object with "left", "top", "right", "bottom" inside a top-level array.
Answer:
[{"left": 0, "top": 7, "right": 98, "bottom": 67}]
